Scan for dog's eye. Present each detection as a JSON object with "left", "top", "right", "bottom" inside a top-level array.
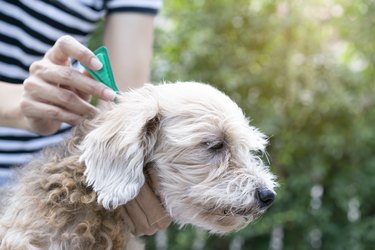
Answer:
[{"left": 205, "top": 141, "right": 224, "bottom": 151}]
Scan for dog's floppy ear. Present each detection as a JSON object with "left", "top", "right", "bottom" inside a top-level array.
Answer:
[{"left": 79, "top": 84, "right": 160, "bottom": 209}]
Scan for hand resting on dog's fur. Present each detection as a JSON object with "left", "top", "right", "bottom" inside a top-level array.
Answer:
[{"left": 0, "top": 82, "right": 277, "bottom": 249}]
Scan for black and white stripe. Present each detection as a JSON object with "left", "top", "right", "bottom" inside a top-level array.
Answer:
[
  {"left": 0, "top": 124, "right": 72, "bottom": 165},
  {"left": 107, "top": 0, "right": 162, "bottom": 14},
  {"left": 0, "top": 0, "right": 162, "bottom": 167}
]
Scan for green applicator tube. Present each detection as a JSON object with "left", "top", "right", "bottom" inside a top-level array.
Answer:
[{"left": 83, "top": 46, "right": 121, "bottom": 95}]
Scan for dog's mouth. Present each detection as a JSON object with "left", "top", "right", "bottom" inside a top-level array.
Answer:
[
  {"left": 202, "top": 204, "right": 263, "bottom": 219},
  {"left": 197, "top": 205, "right": 263, "bottom": 231}
]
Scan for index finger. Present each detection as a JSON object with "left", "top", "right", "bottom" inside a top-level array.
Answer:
[
  {"left": 40, "top": 65, "right": 116, "bottom": 101},
  {"left": 46, "top": 35, "right": 102, "bottom": 71}
]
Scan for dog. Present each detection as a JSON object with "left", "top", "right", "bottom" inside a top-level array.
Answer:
[{"left": 0, "top": 82, "right": 277, "bottom": 249}]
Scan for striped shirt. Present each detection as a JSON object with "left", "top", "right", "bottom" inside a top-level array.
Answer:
[{"left": 0, "top": 0, "right": 162, "bottom": 168}]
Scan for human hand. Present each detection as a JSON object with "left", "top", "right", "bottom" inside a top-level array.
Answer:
[
  {"left": 20, "top": 35, "right": 117, "bottom": 135},
  {"left": 120, "top": 182, "right": 172, "bottom": 236}
]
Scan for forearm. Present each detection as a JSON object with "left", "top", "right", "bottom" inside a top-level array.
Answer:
[
  {"left": 0, "top": 81, "right": 25, "bottom": 129},
  {"left": 104, "top": 13, "right": 156, "bottom": 91}
]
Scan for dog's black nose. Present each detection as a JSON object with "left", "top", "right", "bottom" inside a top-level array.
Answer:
[{"left": 255, "top": 188, "right": 275, "bottom": 208}]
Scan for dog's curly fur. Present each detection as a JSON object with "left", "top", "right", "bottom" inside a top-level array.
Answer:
[
  {"left": 0, "top": 82, "right": 277, "bottom": 249},
  {"left": 0, "top": 127, "right": 128, "bottom": 249}
]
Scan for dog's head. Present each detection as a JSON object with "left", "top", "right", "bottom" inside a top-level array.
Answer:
[{"left": 79, "top": 82, "right": 277, "bottom": 234}]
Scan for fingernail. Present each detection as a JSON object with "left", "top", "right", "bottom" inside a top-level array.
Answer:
[
  {"left": 103, "top": 88, "right": 116, "bottom": 101},
  {"left": 90, "top": 57, "right": 102, "bottom": 70}
]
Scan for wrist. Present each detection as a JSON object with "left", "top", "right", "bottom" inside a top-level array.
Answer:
[
  {"left": 2, "top": 103, "right": 26, "bottom": 129},
  {"left": 0, "top": 82, "right": 27, "bottom": 129}
]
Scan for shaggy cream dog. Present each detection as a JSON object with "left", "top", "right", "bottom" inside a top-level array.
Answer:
[{"left": 0, "top": 82, "right": 277, "bottom": 249}]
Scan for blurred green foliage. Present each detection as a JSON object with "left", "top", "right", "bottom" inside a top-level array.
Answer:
[
  {"left": 89, "top": 0, "right": 375, "bottom": 248},
  {"left": 143, "top": 0, "right": 375, "bottom": 249}
]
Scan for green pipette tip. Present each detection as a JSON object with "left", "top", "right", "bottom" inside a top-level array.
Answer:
[{"left": 83, "top": 46, "right": 120, "bottom": 94}]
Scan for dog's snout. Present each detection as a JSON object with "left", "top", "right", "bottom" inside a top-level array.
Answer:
[{"left": 255, "top": 188, "right": 275, "bottom": 208}]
